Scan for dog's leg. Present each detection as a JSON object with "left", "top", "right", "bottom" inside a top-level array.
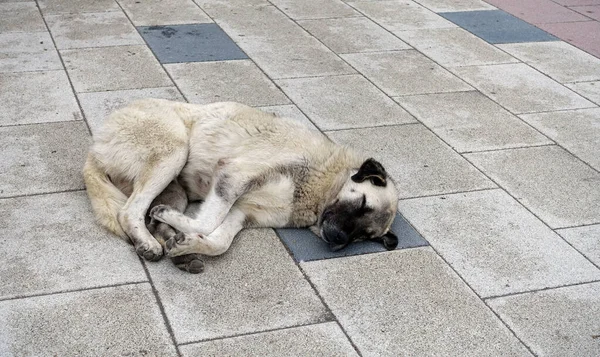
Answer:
[{"left": 164, "top": 207, "right": 245, "bottom": 257}]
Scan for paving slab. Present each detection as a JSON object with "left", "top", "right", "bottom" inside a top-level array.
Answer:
[
  {"left": 488, "top": 282, "right": 600, "bottom": 357},
  {"left": 256, "top": 104, "right": 319, "bottom": 131},
  {"left": 452, "top": 63, "right": 595, "bottom": 114},
  {"left": 46, "top": 11, "right": 144, "bottom": 49},
  {"left": 466, "top": 146, "right": 600, "bottom": 228},
  {"left": 398, "top": 27, "right": 518, "bottom": 67},
  {"left": 348, "top": 0, "right": 457, "bottom": 32},
  {"left": 571, "top": 5, "right": 600, "bottom": 20},
  {"left": 166, "top": 60, "right": 289, "bottom": 106},
  {"left": 519, "top": 108, "right": 600, "bottom": 170},
  {"left": 139, "top": 23, "right": 248, "bottom": 64},
  {"left": 413, "top": 0, "right": 495, "bottom": 12},
  {"left": 327, "top": 124, "right": 495, "bottom": 198},
  {"left": 205, "top": 4, "right": 354, "bottom": 78},
  {"left": 396, "top": 91, "right": 551, "bottom": 153},
  {"left": 276, "top": 75, "right": 415, "bottom": 130},
  {"left": 271, "top": 0, "right": 359, "bottom": 19},
  {"left": 399, "top": 189, "right": 600, "bottom": 297},
  {"left": 485, "top": 0, "right": 589, "bottom": 24},
  {"left": 0, "top": 284, "right": 177, "bottom": 356},
  {"left": 118, "top": 0, "right": 211, "bottom": 26},
  {"left": 62, "top": 45, "right": 172, "bottom": 92},
  {"left": 0, "top": 2, "right": 45, "bottom": 32},
  {"left": 146, "top": 228, "right": 329, "bottom": 344},
  {"left": 554, "top": 0, "right": 600, "bottom": 4},
  {"left": 0, "top": 32, "right": 62, "bottom": 73},
  {"left": 499, "top": 41, "right": 600, "bottom": 83},
  {"left": 78, "top": 87, "right": 184, "bottom": 135},
  {"left": 302, "top": 248, "right": 531, "bottom": 357},
  {"left": 566, "top": 80, "right": 600, "bottom": 104},
  {"left": 557, "top": 224, "right": 600, "bottom": 267},
  {"left": 180, "top": 322, "right": 359, "bottom": 357},
  {"left": 0, "top": 192, "right": 147, "bottom": 299},
  {"left": 538, "top": 21, "right": 600, "bottom": 58},
  {"left": 297, "top": 17, "right": 410, "bottom": 54},
  {"left": 38, "top": 0, "right": 120, "bottom": 14},
  {"left": 342, "top": 50, "right": 472, "bottom": 96},
  {"left": 0, "top": 71, "right": 81, "bottom": 126}
]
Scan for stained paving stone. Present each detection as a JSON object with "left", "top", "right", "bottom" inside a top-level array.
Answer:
[
  {"left": 538, "top": 21, "right": 600, "bottom": 58},
  {"left": 78, "top": 87, "right": 184, "bottom": 135},
  {"left": 566, "top": 81, "right": 600, "bottom": 104},
  {"left": 570, "top": 5, "right": 600, "bottom": 20},
  {"left": 452, "top": 63, "right": 595, "bottom": 114},
  {"left": 302, "top": 248, "right": 532, "bottom": 357},
  {"left": 139, "top": 23, "right": 248, "bottom": 64},
  {"left": 180, "top": 322, "right": 359, "bottom": 357},
  {"left": 487, "top": 282, "right": 600, "bottom": 357},
  {"left": 327, "top": 125, "right": 496, "bottom": 199},
  {"left": 0, "top": 71, "right": 81, "bottom": 127},
  {"left": 396, "top": 91, "right": 551, "bottom": 153},
  {"left": 466, "top": 146, "right": 600, "bottom": 228},
  {"left": 276, "top": 74, "right": 415, "bottom": 130},
  {"left": 413, "top": 0, "right": 496, "bottom": 12},
  {"left": 0, "top": 121, "right": 89, "bottom": 197},
  {"left": 297, "top": 17, "right": 410, "bottom": 54},
  {"left": 0, "top": 192, "right": 147, "bottom": 299},
  {"left": 399, "top": 189, "right": 600, "bottom": 297},
  {"left": 62, "top": 45, "right": 172, "bottom": 92},
  {"left": 519, "top": 108, "right": 600, "bottom": 170},
  {"left": 146, "top": 228, "right": 329, "bottom": 344},
  {"left": 0, "top": 284, "right": 177, "bottom": 356},
  {"left": 0, "top": 32, "right": 62, "bottom": 73},
  {"left": 38, "top": 0, "right": 120, "bottom": 14},
  {"left": 485, "top": 0, "right": 590, "bottom": 24},
  {"left": 277, "top": 212, "right": 428, "bottom": 262},
  {"left": 440, "top": 10, "right": 558, "bottom": 44},
  {"left": 166, "top": 60, "right": 289, "bottom": 106},
  {"left": 256, "top": 104, "right": 319, "bottom": 131},
  {"left": 118, "top": 0, "right": 211, "bottom": 26},
  {"left": 398, "top": 27, "right": 518, "bottom": 67},
  {"left": 271, "top": 0, "right": 359, "bottom": 19},
  {"left": 0, "top": 2, "right": 46, "bottom": 32},
  {"left": 342, "top": 50, "right": 473, "bottom": 96},
  {"left": 499, "top": 41, "right": 600, "bottom": 83},
  {"left": 557, "top": 224, "right": 600, "bottom": 267}
]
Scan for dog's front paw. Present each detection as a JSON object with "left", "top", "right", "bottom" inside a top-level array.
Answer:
[
  {"left": 135, "top": 241, "right": 164, "bottom": 262},
  {"left": 165, "top": 232, "right": 200, "bottom": 257}
]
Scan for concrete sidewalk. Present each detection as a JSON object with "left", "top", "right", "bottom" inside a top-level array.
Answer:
[{"left": 1, "top": 0, "right": 600, "bottom": 356}]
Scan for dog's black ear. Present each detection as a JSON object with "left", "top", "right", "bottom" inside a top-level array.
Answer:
[{"left": 351, "top": 158, "right": 387, "bottom": 187}]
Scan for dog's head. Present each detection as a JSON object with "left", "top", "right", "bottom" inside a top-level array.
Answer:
[{"left": 317, "top": 158, "right": 399, "bottom": 251}]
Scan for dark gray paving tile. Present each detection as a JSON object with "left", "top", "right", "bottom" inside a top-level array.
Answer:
[
  {"left": 276, "top": 213, "right": 428, "bottom": 262},
  {"left": 138, "top": 23, "right": 248, "bottom": 64},
  {"left": 439, "top": 10, "right": 558, "bottom": 44}
]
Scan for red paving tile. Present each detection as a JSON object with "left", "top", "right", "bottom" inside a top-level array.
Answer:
[
  {"left": 552, "top": 0, "right": 600, "bottom": 5},
  {"left": 539, "top": 21, "right": 600, "bottom": 58},
  {"left": 569, "top": 5, "right": 600, "bottom": 20},
  {"left": 486, "top": 0, "right": 590, "bottom": 23}
]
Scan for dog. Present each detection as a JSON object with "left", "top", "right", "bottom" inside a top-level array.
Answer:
[{"left": 83, "top": 99, "right": 399, "bottom": 273}]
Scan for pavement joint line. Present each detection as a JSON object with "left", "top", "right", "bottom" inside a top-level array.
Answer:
[
  {"left": 516, "top": 106, "right": 600, "bottom": 116},
  {"left": 39, "top": 9, "right": 124, "bottom": 16},
  {"left": 0, "top": 280, "right": 148, "bottom": 303},
  {"left": 0, "top": 188, "right": 86, "bottom": 200},
  {"left": 74, "top": 85, "right": 182, "bottom": 95},
  {"left": 483, "top": 278, "right": 600, "bottom": 301},
  {"left": 398, "top": 187, "right": 500, "bottom": 201},
  {"left": 322, "top": 121, "right": 421, "bottom": 133},
  {"left": 555, "top": 221, "right": 600, "bottom": 231},
  {"left": 459, "top": 143, "right": 557, "bottom": 155},
  {"left": 0, "top": 118, "right": 84, "bottom": 129}
]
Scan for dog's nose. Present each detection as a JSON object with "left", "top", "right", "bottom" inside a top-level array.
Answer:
[{"left": 322, "top": 223, "right": 349, "bottom": 251}]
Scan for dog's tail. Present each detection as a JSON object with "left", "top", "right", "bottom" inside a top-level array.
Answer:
[{"left": 83, "top": 153, "right": 128, "bottom": 240}]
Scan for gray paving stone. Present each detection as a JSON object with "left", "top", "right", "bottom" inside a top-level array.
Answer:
[
  {"left": 414, "top": 0, "right": 495, "bottom": 12},
  {"left": 62, "top": 45, "right": 172, "bottom": 92},
  {"left": 118, "top": 0, "right": 211, "bottom": 26},
  {"left": 257, "top": 104, "right": 319, "bottom": 131},
  {"left": 0, "top": 71, "right": 81, "bottom": 126},
  {"left": 271, "top": 0, "right": 359, "bottom": 19},
  {"left": 342, "top": 50, "right": 473, "bottom": 96},
  {"left": 180, "top": 322, "right": 359, "bottom": 357},
  {"left": 0, "top": 192, "right": 147, "bottom": 299},
  {"left": 276, "top": 75, "right": 415, "bottom": 130},
  {"left": 46, "top": 11, "right": 144, "bottom": 49},
  {"left": 488, "top": 282, "right": 600, "bottom": 357},
  {"left": 452, "top": 63, "right": 595, "bottom": 114},
  {"left": 298, "top": 17, "right": 410, "bottom": 54},
  {"left": 0, "top": 32, "right": 62, "bottom": 73},
  {"left": 302, "top": 248, "right": 531, "bottom": 357},
  {"left": 348, "top": 0, "right": 456, "bottom": 32},
  {"left": 204, "top": 4, "right": 354, "bottom": 78},
  {"left": 78, "top": 87, "right": 184, "bottom": 135},
  {"left": 146, "top": 228, "right": 329, "bottom": 343},
  {"left": 396, "top": 91, "right": 552, "bottom": 152},
  {"left": 519, "top": 108, "right": 600, "bottom": 170},
  {"left": 0, "top": 284, "right": 177, "bottom": 356},
  {"left": 466, "top": 146, "right": 600, "bottom": 228},
  {"left": 398, "top": 27, "right": 518, "bottom": 67},
  {"left": 166, "top": 60, "right": 289, "bottom": 106},
  {"left": 0, "top": 121, "right": 89, "bottom": 197},
  {"left": 557, "top": 225, "right": 600, "bottom": 267},
  {"left": 0, "top": 2, "right": 45, "bottom": 32},
  {"left": 139, "top": 23, "right": 248, "bottom": 64},
  {"left": 499, "top": 41, "right": 600, "bottom": 83},
  {"left": 327, "top": 125, "right": 495, "bottom": 198},
  {"left": 566, "top": 81, "right": 600, "bottom": 105},
  {"left": 38, "top": 0, "right": 120, "bottom": 14},
  {"left": 399, "top": 189, "right": 600, "bottom": 297}
]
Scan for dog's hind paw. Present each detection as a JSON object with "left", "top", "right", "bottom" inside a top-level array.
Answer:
[
  {"left": 150, "top": 204, "right": 171, "bottom": 221},
  {"left": 171, "top": 253, "right": 205, "bottom": 274},
  {"left": 135, "top": 241, "right": 164, "bottom": 262}
]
